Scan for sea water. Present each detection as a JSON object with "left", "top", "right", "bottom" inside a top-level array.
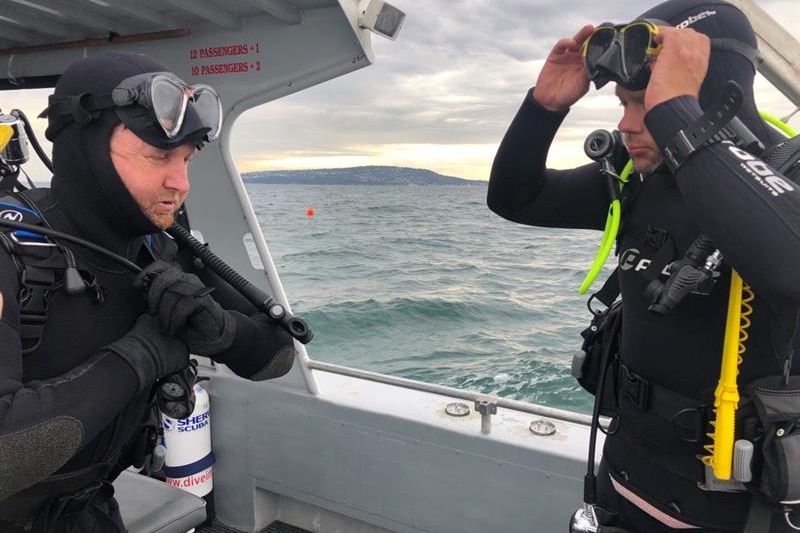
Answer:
[{"left": 247, "top": 183, "right": 613, "bottom": 414}]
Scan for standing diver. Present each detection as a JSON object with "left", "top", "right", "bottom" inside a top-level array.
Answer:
[
  {"left": 488, "top": 0, "right": 800, "bottom": 531},
  {"left": 0, "top": 52, "right": 298, "bottom": 532}
]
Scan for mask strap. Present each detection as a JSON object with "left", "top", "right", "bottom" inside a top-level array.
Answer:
[
  {"left": 42, "top": 93, "right": 115, "bottom": 121},
  {"left": 41, "top": 93, "right": 117, "bottom": 140},
  {"left": 710, "top": 38, "right": 761, "bottom": 72}
]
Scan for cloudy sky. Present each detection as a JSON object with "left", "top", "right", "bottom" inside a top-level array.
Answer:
[{"left": 4, "top": 0, "right": 799, "bottom": 182}]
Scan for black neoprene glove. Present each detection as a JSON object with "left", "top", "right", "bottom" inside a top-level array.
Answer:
[
  {"left": 105, "top": 315, "right": 190, "bottom": 393},
  {"left": 215, "top": 312, "right": 297, "bottom": 381},
  {"left": 134, "top": 260, "right": 236, "bottom": 356}
]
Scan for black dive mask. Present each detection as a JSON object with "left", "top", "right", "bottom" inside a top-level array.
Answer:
[
  {"left": 583, "top": 17, "right": 761, "bottom": 93},
  {"left": 44, "top": 72, "right": 222, "bottom": 149},
  {"left": 111, "top": 72, "right": 222, "bottom": 143},
  {"left": 582, "top": 19, "right": 664, "bottom": 91}
]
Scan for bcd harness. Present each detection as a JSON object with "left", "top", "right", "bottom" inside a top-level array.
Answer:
[
  {"left": 585, "top": 130, "right": 800, "bottom": 420},
  {"left": 574, "top": 104, "right": 800, "bottom": 529},
  {"left": 0, "top": 191, "right": 105, "bottom": 353},
  {"left": 0, "top": 191, "right": 167, "bottom": 530}
]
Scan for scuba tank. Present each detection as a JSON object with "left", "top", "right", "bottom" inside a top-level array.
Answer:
[{"left": 163, "top": 382, "right": 215, "bottom": 523}]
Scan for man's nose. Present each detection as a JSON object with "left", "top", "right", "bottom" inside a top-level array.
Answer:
[
  {"left": 618, "top": 108, "right": 642, "bottom": 133},
  {"left": 164, "top": 159, "right": 191, "bottom": 194}
]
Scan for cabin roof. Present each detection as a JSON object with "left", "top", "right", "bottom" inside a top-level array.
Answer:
[
  {"left": 0, "top": 0, "right": 349, "bottom": 90},
  {"left": 0, "top": 0, "right": 338, "bottom": 53}
]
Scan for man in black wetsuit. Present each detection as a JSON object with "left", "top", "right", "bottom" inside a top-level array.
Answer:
[
  {"left": 0, "top": 52, "right": 297, "bottom": 532},
  {"left": 488, "top": 0, "right": 800, "bottom": 531}
]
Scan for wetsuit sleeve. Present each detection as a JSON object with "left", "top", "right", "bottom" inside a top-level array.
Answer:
[
  {"left": 646, "top": 96, "right": 800, "bottom": 305},
  {"left": 487, "top": 88, "right": 610, "bottom": 230},
  {"left": 0, "top": 248, "right": 145, "bottom": 499}
]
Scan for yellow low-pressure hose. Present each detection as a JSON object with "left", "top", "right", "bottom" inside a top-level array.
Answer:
[
  {"left": 701, "top": 111, "right": 794, "bottom": 479},
  {"left": 702, "top": 271, "right": 754, "bottom": 479},
  {"left": 578, "top": 160, "right": 633, "bottom": 294},
  {"left": 760, "top": 110, "right": 798, "bottom": 137}
]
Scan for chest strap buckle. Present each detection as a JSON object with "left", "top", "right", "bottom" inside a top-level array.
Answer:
[{"left": 621, "top": 365, "right": 650, "bottom": 411}]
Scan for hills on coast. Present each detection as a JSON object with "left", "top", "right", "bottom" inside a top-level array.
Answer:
[{"left": 242, "top": 165, "right": 485, "bottom": 186}]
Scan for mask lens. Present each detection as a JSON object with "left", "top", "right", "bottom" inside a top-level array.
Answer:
[
  {"left": 623, "top": 24, "right": 655, "bottom": 75},
  {"left": 190, "top": 87, "right": 222, "bottom": 141},
  {"left": 586, "top": 27, "right": 616, "bottom": 66},
  {"left": 151, "top": 78, "right": 186, "bottom": 137}
]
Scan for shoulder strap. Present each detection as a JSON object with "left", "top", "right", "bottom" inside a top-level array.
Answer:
[
  {"left": 0, "top": 194, "right": 46, "bottom": 234},
  {"left": 592, "top": 178, "right": 641, "bottom": 307},
  {"left": 0, "top": 192, "right": 68, "bottom": 354},
  {"left": 593, "top": 269, "right": 620, "bottom": 308}
]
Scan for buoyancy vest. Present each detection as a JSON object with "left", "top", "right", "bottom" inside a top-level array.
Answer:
[
  {"left": 0, "top": 191, "right": 166, "bottom": 530},
  {"left": 582, "top": 130, "right": 800, "bottom": 436},
  {"left": 0, "top": 192, "right": 105, "bottom": 354}
]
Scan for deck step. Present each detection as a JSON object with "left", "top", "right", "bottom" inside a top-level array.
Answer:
[
  {"left": 196, "top": 520, "right": 313, "bottom": 533},
  {"left": 262, "top": 521, "right": 314, "bottom": 533},
  {"left": 196, "top": 519, "right": 243, "bottom": 532}
]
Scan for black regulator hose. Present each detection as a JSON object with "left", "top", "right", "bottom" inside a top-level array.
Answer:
[
  {"left": 12, "top": 109, "right": 54, "bottom": 174},
  {"left": 0, "top": 218, "right": 313, "bottom": 343},
  {"left": 167, "top": 223, "right": 313, "bottom": 344},
  {"left": 0, "top": 219, "right": 140, "bottom": 271}
]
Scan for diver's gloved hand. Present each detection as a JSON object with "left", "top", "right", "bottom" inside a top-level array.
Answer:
[
  {"left": 249, "top": 320, "right": 296, "bottom": 381},
  {"left": 135, "top": 260, "right": 236, "bottom": 356},
  {"left": 213, "top": 314, "right": 297, "bottom": 381},
  {"left": 105, "top": 315, "right": 190, "bottom": 393}
]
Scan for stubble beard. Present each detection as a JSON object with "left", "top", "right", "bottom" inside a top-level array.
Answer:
[
  {"left": 633, "top": 155, "right": 664, "bottom": 176},
  {"left": 142, "top": 200, "right": 183, "bottom": 230},
  {"left": 149, "top": 211, "right": 176, "bottom": 230}
]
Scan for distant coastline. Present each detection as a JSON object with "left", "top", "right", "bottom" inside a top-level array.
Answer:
[{"left": 242, "top": 165, "right": 486, "bottom": 186}]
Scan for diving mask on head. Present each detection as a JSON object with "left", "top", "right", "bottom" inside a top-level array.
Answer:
[
  {"left": 43, "top": 71, "right": 223, "bottom": 148},
  {"left": 582, "top": 19, "right": 663, "bottom": 91},
  {"left": 111, "top": 72, "right": 222, "bottom": 143}
]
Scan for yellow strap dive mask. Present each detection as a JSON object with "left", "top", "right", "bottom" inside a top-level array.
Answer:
[{"left": 582, "top": 20, "right": 663, "bottom": 90}]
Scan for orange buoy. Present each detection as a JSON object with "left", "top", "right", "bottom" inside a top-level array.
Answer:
[{"left": 306, "top": 207, "right": 315, "bottom": 217}]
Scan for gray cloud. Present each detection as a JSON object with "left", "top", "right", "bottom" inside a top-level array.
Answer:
[
  {"left": 4, "top": 1, "right": 798, "bottom": 181},
  {"left": 231, "top": 0, "right": 799, "bottom": 178}
]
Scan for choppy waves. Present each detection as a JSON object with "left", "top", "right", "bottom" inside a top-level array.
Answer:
[{"left": 249, "top": 184, "right": 607, "bottom": 414}]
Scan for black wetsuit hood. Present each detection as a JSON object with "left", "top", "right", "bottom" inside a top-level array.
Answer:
[
  {"left": 638, "top": 0, "right": 776, "bottom": 144},
  {"left": 44, "top": 52, "right": 190, "bottom": 256}
]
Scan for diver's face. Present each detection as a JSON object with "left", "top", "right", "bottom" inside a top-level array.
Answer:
[
  {"left": 615, "top": 85, "right": 662, "bottom": 174},
  {"left": 110, "top": 124, "right": 195, "bottom": 229}
]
